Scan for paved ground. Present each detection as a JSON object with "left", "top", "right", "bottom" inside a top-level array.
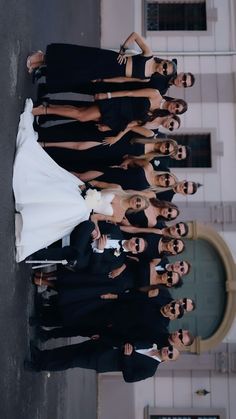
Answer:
[{"left": 0, "top": 1, "right": 100, "bottom": 418}]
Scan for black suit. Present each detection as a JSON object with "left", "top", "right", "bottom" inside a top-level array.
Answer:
[
  {"left": 32, "top": 220, "right": 95, "bottom": 268},
  {"left": 32, "top": 221, "right": 127, "bottom": 273},
  {"left": 154, "top": 333, "right": 171, "bottom": 349},
  {"left": 89, "top": 222, "right": 126, "bottom": 274},
  {"left": 31, "top": 339, "right": 161, "bottom": 382},
  {"left": 96, "top": 298, "right": 170, "bottom": 342},
  {"left": 156, "top": 256, "right": 170, "bottom": 270}
]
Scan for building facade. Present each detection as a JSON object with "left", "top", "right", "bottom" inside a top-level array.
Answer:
[{"left": 98, "top": 1, "right": 236, "bottom": 418}]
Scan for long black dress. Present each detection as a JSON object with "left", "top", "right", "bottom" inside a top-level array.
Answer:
[
  {"left": 39, "top": 95, "right": 151, "bottom": 133},
  {"left": 45, "top": 43, "right": 153, "bottom": 92},
  {"left": 96, "top": 166, "right": 150, "bottom": 190},
  {"left": 96, "top": 97, "right": 150, "bottom": 132},
  {"left": 38, "top": 124, "right": 147, "bottom": 172}
]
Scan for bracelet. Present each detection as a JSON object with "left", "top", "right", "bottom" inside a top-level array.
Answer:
[
  {"left": 120, "top": 44, "right": 127, "bottom": 54},
  {"left": 107, "top": 92, "right": 112, "bottom": 99}
]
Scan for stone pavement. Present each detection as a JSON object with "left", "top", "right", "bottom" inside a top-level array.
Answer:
[{"left": 0, "top": 1, "right": 100, "bottom": 417}]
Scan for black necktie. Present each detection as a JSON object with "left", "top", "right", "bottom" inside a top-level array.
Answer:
[{"left": 118, "top": 240, "right": 123, "bottom": 252}]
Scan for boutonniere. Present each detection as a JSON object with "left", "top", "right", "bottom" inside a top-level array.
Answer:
[{"left": 114, "top": 248, "right": 121, "bottom": 257}]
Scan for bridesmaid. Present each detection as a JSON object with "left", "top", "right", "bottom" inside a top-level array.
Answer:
[
  {"left": 26, "top": 32, "right": 177, "bottom": 89},
  {"left": 32, "top": 89, "right": 187, "bottom": 134}
]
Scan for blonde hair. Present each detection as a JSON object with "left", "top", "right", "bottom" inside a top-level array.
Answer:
[
  {"left": 100, "top": 188, "right": 150, "bottom": 212},
  {"left": 147, "top": 171, "right": 178, "bottom": 193}
]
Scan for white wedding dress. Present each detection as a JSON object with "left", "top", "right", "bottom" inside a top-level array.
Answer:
[{"left": 13, "top": 99, "right": 115, "bottom": 262}]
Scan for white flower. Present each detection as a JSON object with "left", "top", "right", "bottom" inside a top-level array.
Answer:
[
  {"left": 114, "top": 248, "right": 121, "bottom": 257},
  {"left": 84, "top": 188, "right": 102, "bottom": 210}
]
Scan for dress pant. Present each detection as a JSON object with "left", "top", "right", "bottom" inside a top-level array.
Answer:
[
  {"left": 34, "top": 340, "right": 121, "bottom": 372},
  {"left": 32, "top": 221, "right": 94, "bottom": 268}
]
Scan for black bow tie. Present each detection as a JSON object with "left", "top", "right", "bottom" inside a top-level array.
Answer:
[
  {"left": 110, "top": 240, "right": 123, "bottom": 254},
  {"left": 116, "top": 241, "right": 124, "bottom": 253}
]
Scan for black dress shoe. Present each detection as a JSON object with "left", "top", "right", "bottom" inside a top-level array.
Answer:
[
  {"left": 30, "top": 340, "right": 42, "bottom": 369},
  {"left": 37, "top": 327, "right": 50, "bottom": 342},
  {"left": 37, "top": 83, "right": 48, "bottom": 99},
  {"left": 35, "top": 293, "right": 50, "bottom": 309},
  {"left": 29, "top": 316, "right": 40, "bottom": 326},
  {"left": 24, "top": 359, "right": 39, "bottom": 372}
]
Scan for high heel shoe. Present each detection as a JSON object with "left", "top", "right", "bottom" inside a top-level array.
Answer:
[
  {"left": 32, "top": 67, "right": 43, "bottom": 84},
  {"left": 26, "top": 50, "right": 43, "bottom": 73}
]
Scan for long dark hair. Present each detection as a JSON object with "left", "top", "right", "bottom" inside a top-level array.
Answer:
[
  {"left": 163, "top": 96, "right": 188, "bottom": 115},
  {"left": 149, "top": 199, "right": 180, "bottom": 220},
  {"left": 161, "top": 237, "right": 185, "bottom": 256},
  {"left": 130, "top": 136, "right": 178, "bottom": 157}
]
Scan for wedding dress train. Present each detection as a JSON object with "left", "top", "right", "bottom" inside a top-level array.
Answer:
[{"left": 13, "top": 99, "right": 112, "bottom": 262}]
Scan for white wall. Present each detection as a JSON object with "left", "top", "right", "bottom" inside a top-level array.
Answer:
[
  {"left": 99, "top": 2, "right": 236, "bottom": 419},
  {"left": 133, "top": 369, "right": 236, "bottom": 419},
  {"left": 101, "top": 0, "right": 235, "bottom": 52},
  {"left": 101, "top": 0, "right": 236, "bottom": 205},
  {"left": 99, "top": 367, "right": 236, "bottom": 419}
]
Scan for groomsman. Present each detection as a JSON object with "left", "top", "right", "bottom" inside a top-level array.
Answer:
[
  {"left": 25, "top": 339, "right": 180, "bottom": 382},
  {"left": 156, "top": 258, "right": 191, "bottom": 277}
]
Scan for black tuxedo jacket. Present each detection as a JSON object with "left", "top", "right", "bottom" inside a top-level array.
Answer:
[
  {"left": 121, "top": 350, "right": 161, "bottom": 382},
  {"left": 89, "top": 222, "right": 126, "bottom": 274},
  {"left": 99, "top": 297, "right": 170, "bottom": 342},
  {"left": 36, "top": 339, "right": 161, "bottom": 382},
  {"left": 31, "top": 221, "right": 126, "bottom": 272},
  {"left": 156, "top": 256, "right": 170, "bottom": 269}
]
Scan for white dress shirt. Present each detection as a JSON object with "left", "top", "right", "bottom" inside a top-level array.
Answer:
[
  {"left": 136, "top": 344, "right": 162, "bottom": 362},
  {"left": 92, "top": 239, "right": 128, "bottom": 254}
]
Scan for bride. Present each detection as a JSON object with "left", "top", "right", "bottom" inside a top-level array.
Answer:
[{"left": 13, "top": 99, "right": 149, "bottom": 262}]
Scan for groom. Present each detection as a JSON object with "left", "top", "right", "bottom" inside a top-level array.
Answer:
[{"left": 31, "top": 220, "right": 148, "bottom": 274}]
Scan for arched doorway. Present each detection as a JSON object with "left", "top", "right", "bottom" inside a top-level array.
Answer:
[
  {"left": 169, "top": 238, "right": 227, "bottom": 339},
  {"left": 168, "top": 222, "right": 236, "bottom": 353}
]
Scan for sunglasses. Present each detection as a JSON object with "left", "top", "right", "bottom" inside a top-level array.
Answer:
[
  {"left": 174, "top": 103, "right": 181, "bottom": 112},
  {"left": 178, "top": 329, "right": 184, "bottom": 344},
  {"left": 182, "top": 182, "right": 189, "bottom": 194},
  {"left": 167, "top": 345, "right": 174, "bottom": 359},
  {"left": 172, "top": 239, "right": 180, "bottom": 253},
  {"left": 166, "top": 208, "right": 174, "bottom": 220},
  {"left": 163, "top": 173, "right": 171, "bottom": 187},
  {"left": 170, "top": 302, "right": 177, "bottom": 314},
  {"left": 135, "top": 197, "right": 142, "bottom": 208},
  {"left": 175, "top": 223, "right": 182, "bottom": 236},
  {"left": 164, "top": 142, "right": 171, "bottom": 155},
  {"left": 162, "top": 62, "right": 168, "bottom": 76},
  {"left": 168, "top": 121, "right": 175, "bottom": 131},
  {"left": 167, "top": 271, "right": 173, "bottom": 285},
  {"left": 177, "top": 147, "right": 183, "bottom": 159},
  {"left": 135, "top": 238, "right": 140, "bottom": 252},
  {"left": 179, "top": 261, "right": 186, "bottom": 273},
  {"left": 182, "top": 74, "right": 187, "bottom": 87},
  {"left": 182, "top": 298, "right": 187, "bottom": 310}
]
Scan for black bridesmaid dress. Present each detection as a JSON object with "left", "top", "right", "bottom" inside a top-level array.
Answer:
[
  {"left": 96, "top": 166, "right": 150, "bottom": 190},
  {"left": 45, "top": 43, "right": 153, "bottom": 92},
  {"left": 38, "top": 123, "right": 147, "bottom": 172}
]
